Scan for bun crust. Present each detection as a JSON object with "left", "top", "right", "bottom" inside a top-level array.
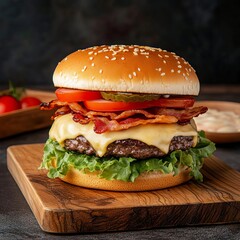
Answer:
[
  {"left": 60, "top": 167, "right": 192, "bottom": 191},
  {"left": 53, "top": 45, "right": 200, "bottom": 95}
]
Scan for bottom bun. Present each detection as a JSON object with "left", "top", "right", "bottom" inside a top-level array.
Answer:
[{"left": 60, "top": 167, "right": 192, "bottom": 191}]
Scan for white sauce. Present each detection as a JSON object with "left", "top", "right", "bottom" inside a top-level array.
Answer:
[{"left": 194, "top": 108, "right": 240, "bottom": 133}]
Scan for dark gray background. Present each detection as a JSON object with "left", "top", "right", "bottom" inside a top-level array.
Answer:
[{"left": 1, "top": 0, "right": 240, "bottom": 89}]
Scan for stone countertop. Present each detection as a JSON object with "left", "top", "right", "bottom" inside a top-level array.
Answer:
[{"left": 0, "top": 87, "right": 240, "bottom": 239}]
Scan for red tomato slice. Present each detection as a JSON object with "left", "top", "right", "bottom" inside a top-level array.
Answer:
[
  {"left": 55, "top": 88, "right": 102, "bottom": 102},
  {"left": 21, "top": 96, "right": 42, "bottom": 109},
  {"left": 0, "top": 95, "right": 21, "bottom": 113},
  {"left": 84, "top": 97, "right": 195, "bottom": 112}
]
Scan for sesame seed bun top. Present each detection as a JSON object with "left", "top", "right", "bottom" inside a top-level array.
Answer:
[{"left": 53, "top": 45, "right": 200, "bottom": 95}]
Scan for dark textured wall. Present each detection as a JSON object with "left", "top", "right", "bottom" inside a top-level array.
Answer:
[{"left": 1, "top": 0, "right": 240, "bottom": 88}]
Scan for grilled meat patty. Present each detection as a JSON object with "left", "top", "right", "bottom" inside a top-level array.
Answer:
[{"left": 64, "top": 135, "right": 194, "bottom": 159}]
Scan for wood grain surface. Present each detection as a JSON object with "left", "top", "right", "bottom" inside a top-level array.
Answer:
[
  {"left": 0, "top": 90, "right": 55, "bottom": 138},
  {"left": 7, "top": 144, "right": 240, "bottom": 233}
]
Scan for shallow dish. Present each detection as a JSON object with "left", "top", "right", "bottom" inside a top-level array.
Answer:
[
  {"left": 194, "top": 101, "right": 240, "bottom": 143},
  {"left": 0, "top": 89, "right": 55, "bottom": 138}
]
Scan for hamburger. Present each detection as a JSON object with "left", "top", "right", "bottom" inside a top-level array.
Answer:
[{"left": 40, "top": 45, "right": 215, "bottom": 191}]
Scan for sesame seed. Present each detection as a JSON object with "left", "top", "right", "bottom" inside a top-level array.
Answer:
[
  {"left": 156, "top": 68, "right": 162, "bottom": 72},
  {"left": 73, "top": 72, "right": 78, "bottom": 78},
  {"left": 64, "top": 57, "right": 68, "bottom": 61},
  {"left": 111, "top": 57, "right": 116, "bottom": 61},
  {"left": 89, "top": 57, "right": 94, "bottom": 60},
  {"left": 145, "top": 55, "right": 149, "bottom": 58},
  {"left": 81, "top": 66, "right": 87, "bottom": 72},
  {"left": 91, "top": 76, "right": 95, "bottom": 80},
  {"left": 88, "top": 51, "right": 93, "bottom": 55},
  {"left": 105, "top": 56, "right": 109, "bottom": 59},
  {"left": 164, "top": 55, "right": 169, "bottom": 58},
  {"left": 99, "top": 69, "right": 103, "bottom": 74},
  {"left": 121, "top": 57, "right": 125, "bottom": 60},
  {"left": 118, "top": 45, "right": 125, "bottom": 50},
  {"left": 137, "top": 67, "right": 141, "bottom": 71},
  {"left": 177, "top": 61, "right": 181, "bottom": 64},
  {"left": 94, "top": 52, "right": 97, "bottom": 55},
  {"left": 158, "top": 54, "right": 163, "bottom": 58},
  {"left": 177, "top": 70, "right": 181, "bottom": 73},
  {"left": 133, "top": 52, "right": 138, "bottom": 56},
  {"left": 163, "top": 60, "right": 167, "bottom": 64},
  {"left": 171, "top": 69, "right": 174, "bottom": 73},
  {"left": 133, "top": 72, "right": 137, "bottom": 76},
  {"left": 91, "top": 63, "right": 95, "bottom": 67},
  {"left": 161, "top": 72, "right": 166, "bottom": 76},
  {"left": 184, "top": 61, "right": 188, "bottom": 65},
  {"left": 189, "top": 68, "right": 192, "bottom": 72},
  {"left": 129, "top": 74, "right": 132, "bottom": 79},
  {"left": 134, "top": 48, "right": 139, "bottom": 52},
  {"left": 178, "top": 65, "right": 182, "bottom": 68}
]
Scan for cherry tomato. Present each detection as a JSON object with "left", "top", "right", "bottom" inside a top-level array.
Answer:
[
  {"left": 0, "top": 95, "right": 21, "bottom": 113},
  {"left": 20, "top": 96, "right": 42, "bottom": 109},
  {"left": 55, "top": 88, "right": 102, "bottom": 102},
  {"left": 84, "top": 97, "right": 195, "bottom": 112}
]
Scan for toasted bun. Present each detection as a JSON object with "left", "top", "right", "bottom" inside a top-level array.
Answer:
[
  {"left": 60, "top": 167, "right": 192, "bottom": 191},
  {"left": 53, "top": 45, "right": 200, "bottom": 95}
]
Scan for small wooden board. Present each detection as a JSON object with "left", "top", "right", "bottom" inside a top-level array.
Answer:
[
  {"left": 7, "top": 144, "right": 240, "bottom": 233},
  {"left": 0, "top": 90, "right": 55, "bottom": 138}
]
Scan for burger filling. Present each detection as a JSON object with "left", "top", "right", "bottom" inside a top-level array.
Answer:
[
  {"left": 65, "top": 136, "right": 194, "bottom": 159},
  {"left": 41, "top": 131, "right": 215, "bottom": 182},
  {"left": 48, "top": 113, "right": 198, "bottom": 157},
  {"left": 40, "top": 89, "right": 216, "bottom": 183}
]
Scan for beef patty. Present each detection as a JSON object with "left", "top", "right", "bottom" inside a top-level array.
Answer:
[{"left": 64, "top": 135, "right": 195, "bottom": 159}]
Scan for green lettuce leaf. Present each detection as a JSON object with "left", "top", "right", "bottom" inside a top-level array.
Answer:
[{"left": 40, "top": 131, "right": 216, "bottom": 182}]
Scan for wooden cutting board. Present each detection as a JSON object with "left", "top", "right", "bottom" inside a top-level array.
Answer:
[{"left": 7, "top": 144, "right": 240, "bottom": 233}]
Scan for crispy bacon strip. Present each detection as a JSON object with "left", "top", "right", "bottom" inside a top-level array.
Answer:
[
  {"left": 41, "top": 100, "right": 207, "bottom": 133},
  {"left": 52, "top": 106, "right": 71, "bottom": 119},
  {"left": 154, "top": 106, "right": 208, "bottom": 122},
  {"left": 83, "top": 107, "right": 207, "bottom": 133},
  {"left": 41, "top": 100, "right": 87, "bottom": 114},
  {"left": 93, "top": 115, "right": 178, "bottom": 133},
  {"left": 40, "top": 100, "right": 68, "bottom": 110}
]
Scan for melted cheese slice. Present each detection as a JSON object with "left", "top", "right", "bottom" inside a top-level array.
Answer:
[{"left": 50, "top": 113, "right": 198, "bottom": 157}]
